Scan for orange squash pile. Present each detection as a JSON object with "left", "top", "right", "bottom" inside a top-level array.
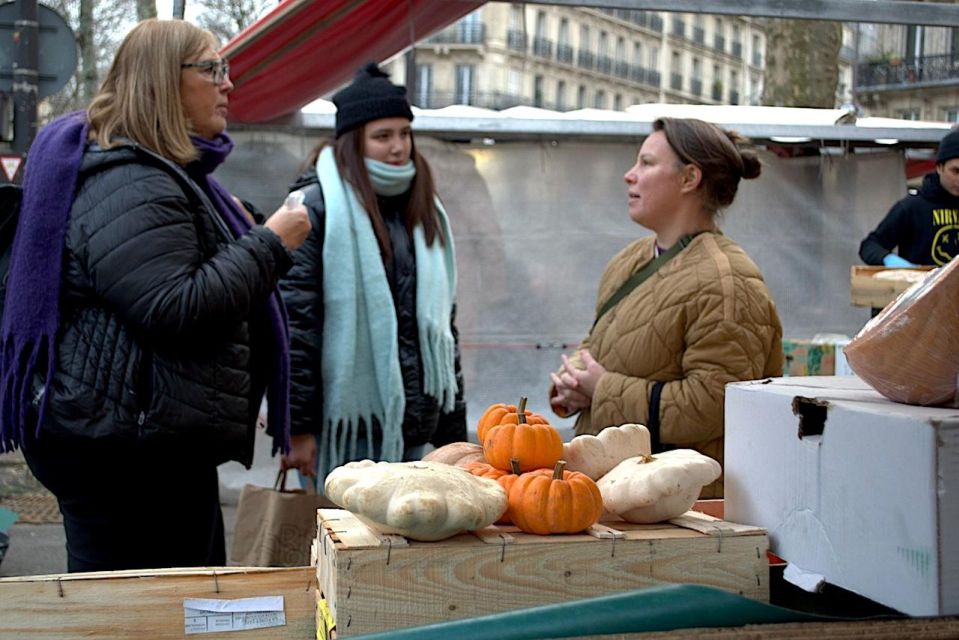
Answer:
[{"left": 468, "top": 397, "right": 603, "bottom": 534}]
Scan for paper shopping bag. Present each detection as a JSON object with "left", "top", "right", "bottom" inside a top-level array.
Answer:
[{"left": 229, "top": 469, "right": 334, "bottom": 567}]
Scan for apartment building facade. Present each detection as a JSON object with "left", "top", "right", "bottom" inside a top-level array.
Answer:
[
  {"left": 386, "top": 4, "right": 766, "bottom": 112},
  {"left": 855, "top": 23, "right": 959, "bottom": 122}
]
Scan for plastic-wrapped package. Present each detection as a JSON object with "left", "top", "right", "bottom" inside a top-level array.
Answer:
[{"left": 844, "top": 258, "right": 959, "bottom": 407}]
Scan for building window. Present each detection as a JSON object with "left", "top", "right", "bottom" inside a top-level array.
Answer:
[
  {"left": 614, "top": 93, "right": 623, "bottom": 111},
  {"left": 900, "top": 109, "right": 921, "bottom": 121},
  {"left": 510, "top": 4, "right": 523, "bottom": 30},
  {"left": 650, "top": 46, "right": 659, "bottom": 69},
  {"left": 508, "top": 68, "right": 522, "bottom": 96},
  {"left": 455, "top": 64, "right": 475, "bottom": 105},
  {"left": 534, "top": 74, "right": 545, "bottom": 108},
  {"left": 579, "top": 24, "right": 591, "bottom": 51},
  {"left": 414, "top": 64, "right": 432, "bottom": 108},
  {"left": 594, "top": 90, "right": 607, "bottom": 109},
  {"left": 752, "top": 34, "right": 763, "bottom": 67},
  {"left": 945, "top": 109, "right": 959, "bottom": 123},
  {"left": 535, "top": 10, "right": 546, "bottom": 38},
  {"left": 633, "top": 41, "right": 643, "bottom": 66},
  {"left": 557, "top": 80, "right": 567, "bottom": 111},
  {"left": 577, "top": 85, "right": 587, "bottom": 109}
]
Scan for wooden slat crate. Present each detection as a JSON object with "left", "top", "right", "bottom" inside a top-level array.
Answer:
[
  {"left": 0, "top": 566, "right": 315, "bottom": 639},
  {"left": 316, "top": 508, "right": 769, "bottom": 639},
  {"left": 850, "top": 265, "right": 933, "bottom": 308}
]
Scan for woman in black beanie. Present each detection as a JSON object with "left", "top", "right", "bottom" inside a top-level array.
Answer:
[{"left": 277, "top": 63, "right": 466, "bottom": 490}]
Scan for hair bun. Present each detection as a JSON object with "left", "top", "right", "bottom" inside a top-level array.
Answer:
[{"left": 740, "top": 150, "right": 762, "bottom": 180}]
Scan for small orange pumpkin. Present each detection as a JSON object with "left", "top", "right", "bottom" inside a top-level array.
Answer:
[
  {"left": 483, "top": 400, "right": 563, "bottom": 473},
  {"left": 508, "top": 460, "right": 604, "bottom": 535},
  {"left": 464, "top": 459, "right": 523, "bottom": 524},
  {"left": 476, "top": 397, "right": 549, "bottom": 443}
]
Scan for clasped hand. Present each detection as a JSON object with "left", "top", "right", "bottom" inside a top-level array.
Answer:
[{"left": 549, "top": 349, "right": 606, "bottom": 416}]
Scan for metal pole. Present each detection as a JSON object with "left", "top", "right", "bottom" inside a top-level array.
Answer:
[
  {"left": 172, "top": 0, "right": 185, "bottom": 20},
  {"left": 12, "top": 0, "right": 38, "bottom": 159}
]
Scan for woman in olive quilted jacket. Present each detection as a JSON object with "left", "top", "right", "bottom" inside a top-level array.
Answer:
[{"left": 549, "top": 117, "right": 783, "bottom": 498}]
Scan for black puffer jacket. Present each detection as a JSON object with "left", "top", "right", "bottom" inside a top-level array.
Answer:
[
  {"left": 33, "top": 143, "right": 292, "bottom": 467},
  {"left": 280, "top": 172, "right": 466, "bottom": 448}
]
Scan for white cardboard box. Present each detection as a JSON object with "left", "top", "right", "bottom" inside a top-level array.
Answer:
[{"left": 725, "top": 375, "right": 959, "bottom": 616}]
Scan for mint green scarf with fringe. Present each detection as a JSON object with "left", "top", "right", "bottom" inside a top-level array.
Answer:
[{"left": 316, "top": 147, "right": 457, "bottom": 472}]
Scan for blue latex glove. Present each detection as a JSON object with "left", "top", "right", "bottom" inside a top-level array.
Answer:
[{"left": 883, "top": 253, "right": 916, "bottom": 267}]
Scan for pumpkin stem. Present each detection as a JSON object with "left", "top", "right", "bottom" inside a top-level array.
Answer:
[
  {"left": 552, "top": 459, "right": 567, "bottom": 480},
  {"left": 510, "top": 458, "right": 521, "bottom": 475},
  {"left": 517, "top": 396, "right": 528, "bottom": 424},
  {"left": 640, "top": 454, "right": 656, "bottom": 463}
]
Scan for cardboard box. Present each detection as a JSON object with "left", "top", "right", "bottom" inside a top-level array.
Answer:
[
  {"left": 315, "top": 508, "right": 768, "bottom": 638},
  {"left": 782, "top": 339, "right": 836, "bottom": 376},
  {"left": 850, "top": 265, "right": 933, "bottom": 308},
  {"left": 725, "top": 376, "right": 959, "bottom": 616}
]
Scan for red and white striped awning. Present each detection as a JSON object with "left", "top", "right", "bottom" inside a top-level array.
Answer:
[{"left": 220, "top": 0, "right": 483, "bottom": 123}]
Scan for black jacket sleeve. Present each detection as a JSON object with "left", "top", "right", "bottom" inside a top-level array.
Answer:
[
  {"left": 860, "top": 200, "right": 908, "bottom": 265},
  {"left": 279, "top": 184, "right": 326, "bottom": 436},
  {"left": 429, "top": 303, "right": 468, "bottom": 446},
  {"left": 78, "top": 167, "right": 292, "bottom": 344}
]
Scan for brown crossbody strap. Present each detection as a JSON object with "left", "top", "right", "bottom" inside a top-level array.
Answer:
[{"left": 590, "top": 233, "right": 700, "bottom": 333}]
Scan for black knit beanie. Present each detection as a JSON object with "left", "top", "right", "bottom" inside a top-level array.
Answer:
[
  {"left": 332, "top": 62, "right": 414, "bottom": 138},
  {"left": 937, "top": 128, "right": 959, "bottom": 164}
]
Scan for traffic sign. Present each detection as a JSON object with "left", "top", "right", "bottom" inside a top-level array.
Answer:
[
  {"left": 0, "top": 2, "right": 76, "bottom": 99},
  {"left": 0, "top": 154, "right": 20, "bottom": 182}
]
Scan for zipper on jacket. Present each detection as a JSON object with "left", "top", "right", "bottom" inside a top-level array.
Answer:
[{"left": 134, "top": 347, "right": 154, "bottom": 423}]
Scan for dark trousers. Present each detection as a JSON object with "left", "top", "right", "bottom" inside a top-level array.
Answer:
[{"left": 23, "top": 437, "right": 225, "bottom": 573}]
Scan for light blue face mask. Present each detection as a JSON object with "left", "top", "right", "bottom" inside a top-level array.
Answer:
[{"left": 364, "top": 157, "right": 416, "bottom": 196}]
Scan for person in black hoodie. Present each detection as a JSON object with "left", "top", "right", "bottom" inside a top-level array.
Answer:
[
  {"left": 860, "top": 128, "right": 959, "bottom": 268},
  {"left": 278, "top": 63, "right": 466, "bottom": 491}
]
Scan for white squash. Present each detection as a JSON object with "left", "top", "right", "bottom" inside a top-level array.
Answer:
[
  {"left": 324, "top": 460, "right": 507, "bottom": 541},
  {"left": 421, "top": 442, "right": 485, "bottom": 467},
  {"left": 562, "top": 423, "right": 652, "bottom": 480},
  {"left": 597, "top": 449, "right": 721, "bottom": 523}
]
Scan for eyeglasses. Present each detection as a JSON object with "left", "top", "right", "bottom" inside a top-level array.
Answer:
[{"left": 181, "top": 59, "right": 230, "bottom": 85}]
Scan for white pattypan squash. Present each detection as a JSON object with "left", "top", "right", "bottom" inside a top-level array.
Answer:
[
  {"left": 597, "top": 449, "right": 721, "bottom": 523},
  {"left": 324, "top": 460, "right": 507, "bottom": 541},
  {"left": 563, "top": 423, "right": 652, "bottom": 480}
]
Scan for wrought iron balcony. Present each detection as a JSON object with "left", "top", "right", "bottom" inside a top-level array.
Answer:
[
  {"left": 557, "top": 43, "right": 574, "bottom": 64},
  {"left": 533, "top": 37, "right": 553, "bottom": 59},
  {"left": 729, "top": 90, "right": 740, "bottom": 105},
  {"left": 857, "top": 53, "right": 959, "bottom": 90},
  {"left": 732, "top": 41, "right": 743, "bottom": 59},
  {"left": 670, "top": 72, "right": 683, "bottom": 91},
  {"left": 649, "top": 14, "right": 663, "bottom": 32},
  {"left": 614, "top": 61, "right": 630, "bottom": 79},
  {"left": 690, "top": 78, "right": 703, "bottom": 97},
  {"left": 714, "top": 34, "right": 725, "bottom": 52},
  {"left": 507, "top": 29, "right": 527, "bottom": 52},
  {"left": 426, "top": 23, "right": 486, "bottom": 45},
  {"left": 647, "top": 70, "right": 661, "bottom": 87},
  {"left": 672, "top": 19, "right": 685, "bottom": 38},
  {"left": 597, "top": 55, "right": 613, "bottom": 74},
  {"left": 577, "top": 50, "right": 595, "bottom": 70},
  {"left": 712, "top": 83, "right": 722, "bottom": 101},
  {"left": 693, "top": 27, "right": 705, "bottom": 45}
]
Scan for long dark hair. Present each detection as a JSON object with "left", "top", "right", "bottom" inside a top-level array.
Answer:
[{"left": 304, "top": 128, "right": 444, "bottom": 265}]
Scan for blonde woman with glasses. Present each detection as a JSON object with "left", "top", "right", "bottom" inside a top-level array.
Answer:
[{"left": 1, "top": 19, "right": 310, "bottom": 572}]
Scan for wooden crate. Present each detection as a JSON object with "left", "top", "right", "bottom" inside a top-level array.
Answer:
[
  {"left": 0, "top": 566, "right": 315, "bottom": 639},
  {"left": 850, "top": 265, "right": 933, "bottom": 308},
  {"left": 316, "top": 508, "right": 768, "bottom": 639}
]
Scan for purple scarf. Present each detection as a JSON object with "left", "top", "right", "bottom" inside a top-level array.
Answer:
[
  {"left": 189, "top": 133, "right": 291, "bottom": 456},
  {"left": 0, "top": 115, "right": 291, "bottom": 456},
  {"left": 0, "top": 112, "right": 87, "bottom": 452}
]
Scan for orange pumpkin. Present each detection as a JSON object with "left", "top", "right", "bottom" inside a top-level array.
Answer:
[
  {"left": 476, "top": 397, "right": 548, "bottom": 443},
  {"left": 483, "top": 403, "right": 563, "bottom": 473},
  {"left": 508, "top": 460, "right": 604, "bottom": 535},
  {"left": 464, "top": 459, "right": 523, "bottom": 524}
]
